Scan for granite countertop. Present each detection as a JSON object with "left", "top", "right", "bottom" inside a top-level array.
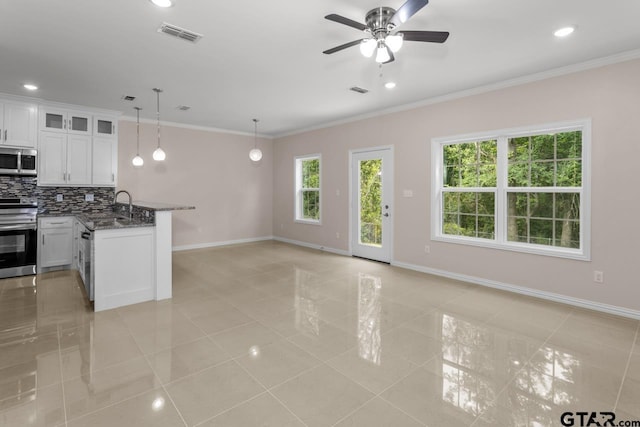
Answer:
[
  {"left": 39, "top": 212, "right": 154, "bottom": 231},
  {"left": 39, "top": 201, "right": 193, "bottom": 231},
  {"left": 76, "top": 214, "right": 154, "bottom": 231},
  {"left": 131, "top": 201, "right": 195, "bottom": 211}
]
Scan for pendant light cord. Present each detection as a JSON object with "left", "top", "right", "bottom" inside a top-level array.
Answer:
[
  {"left": 253, "top": 118, "right": 259, "bottom": 148},
  {"left": 154, "top": 88, "right": 162, "bottom": 149},
  {"left": 135, "top": 107, "right": 141, "bottom": 155}
]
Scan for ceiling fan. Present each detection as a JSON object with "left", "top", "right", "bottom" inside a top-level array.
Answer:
[{"left": 323, "top": 0, "right": 449, "bottom": 64}]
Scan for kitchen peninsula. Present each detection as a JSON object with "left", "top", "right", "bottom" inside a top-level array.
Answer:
[{"left": 39, "top": 201, "right": 194, "bottom": 312}]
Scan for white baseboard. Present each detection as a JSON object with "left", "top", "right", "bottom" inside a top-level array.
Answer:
[
  {"left": 273, "top": 236, "right": 351, "bottom": 257},
  {"left": 391, "top": 260, "right": 640, "bottom": 320},
  {"left": 172, "top": 236, "right": 274, "bottom": 252}
]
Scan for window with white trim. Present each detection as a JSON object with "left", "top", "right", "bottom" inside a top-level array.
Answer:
[
  {"left": 295, "top": 154, "right": 321, "bottom": 223},
  {"left": 432, "top": 120, "right": 590, "bottom": 260}
]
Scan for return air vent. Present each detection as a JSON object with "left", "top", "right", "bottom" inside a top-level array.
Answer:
[
  {"left": 158, "top": 22, "right": 203, "bottom": 43},
  {"left": 349, "top": 86, "right": 369, "bottom": 94}
]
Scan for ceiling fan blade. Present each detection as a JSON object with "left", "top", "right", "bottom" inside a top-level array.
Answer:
[
  {"left": 398, "top": 30, "right": 449, "bottom": 43},
  {"left": 388, "top": 0, "right": 429, "bottom": 29},
  {"left": 325, "top": 14, "right": 367, "bottom": 32},
  {"left": 323, "top": 39, "right": 364, "bottom": 55}
]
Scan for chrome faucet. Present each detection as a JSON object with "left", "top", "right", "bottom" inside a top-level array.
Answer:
[{"left": 114, "top": 190, "right": 132, "bottom": 220}]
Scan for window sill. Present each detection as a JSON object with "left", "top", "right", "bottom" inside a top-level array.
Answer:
[
  {"left": 295, "top": 219, "right": 322, "bottom": 226},
  {"left": 432, "top": 235, "right": 589, "bottom": 261}
]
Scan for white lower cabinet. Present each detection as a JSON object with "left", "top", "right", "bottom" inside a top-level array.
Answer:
[
  {"left": 38, "top": 217, "right": 74, "bottom": 270},
  {"left": 93, "top": 227, "right": 155, "bottom": 312}
]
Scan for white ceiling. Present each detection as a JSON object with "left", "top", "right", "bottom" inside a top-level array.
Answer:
[{"left": 1, "top": 0, "right": 639, "bottom": 137}]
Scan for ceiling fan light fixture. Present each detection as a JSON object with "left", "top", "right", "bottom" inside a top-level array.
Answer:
[
  {"left": 385, "top": 34, "right": 403, "bottom": 52},
  {"left": 375, "top": 43, "right": 390, "bottom": 63},
  {"left": 359, "top": 39, "right": 377, "bottom": 57}
]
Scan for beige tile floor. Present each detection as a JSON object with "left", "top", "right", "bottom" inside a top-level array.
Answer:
[{"left": 0, "top": 241, "right": 639, "bottom": 426}]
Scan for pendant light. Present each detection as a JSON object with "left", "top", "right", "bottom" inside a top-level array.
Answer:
[
  {"left": 249, "top": 118, "right": 262, "bottom": 162},
  {"left": 152, "top": 88, "right": 166, "bottom": 161},
  {"left": 132, "top": 107, "right": 144, "bottom": 167}
]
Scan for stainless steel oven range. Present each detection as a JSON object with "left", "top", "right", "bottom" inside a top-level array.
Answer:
[{"left": 0, "top": 198, "right": 37, "bottom": 278}]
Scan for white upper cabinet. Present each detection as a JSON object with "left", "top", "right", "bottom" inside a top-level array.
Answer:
[
  {"left": 37, "top": 102, "right": 119, "bottom": 187},
  {"left": 92, "top": 137, "right": 117, "bottom": 186},
  {"left": 0, "top": 100, "right": 38, "bottom": 148},
  {"left": 38, "top": 131, "right": 92, "bottom": 186},
  {"left": 40, "top": 107, "right": 92, "bottom": 135},
  {"left": 93, "top": 116, "right": 117, "bottom": 137}
]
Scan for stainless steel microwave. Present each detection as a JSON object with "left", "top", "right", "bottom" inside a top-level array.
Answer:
[{"left": 0, "top": 147, "right": 37, "bottom": 176}]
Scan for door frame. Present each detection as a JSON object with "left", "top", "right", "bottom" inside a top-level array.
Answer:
[{"left": 348, "top": 145, "right": 394, "bottom": 262}]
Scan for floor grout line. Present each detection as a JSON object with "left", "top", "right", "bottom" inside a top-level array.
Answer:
[
  {"left": 614, "top": 320, "right": 639, "bottom": 411},
  {"left": 56, "top": 326, "right": 69, "bottom": 427}
]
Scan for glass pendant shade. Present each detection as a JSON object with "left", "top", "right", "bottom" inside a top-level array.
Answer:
[
  {"left": 132, "top": 106, "right": 144, "bottom": 168},
  {"left": 359, "top": 39, "right": 377, "bottom": 57},
  {"left": 385, "top": 34, "right": 403, "bottom": 52},
  {"left": 153, "top": 147, "right": 166, "bottom": 161},
  {"left": 375, "top": 44, "right": 391, "bottom": 63},
  {"left": 249, "top": 148, "right": 263, "bottom": 161}
]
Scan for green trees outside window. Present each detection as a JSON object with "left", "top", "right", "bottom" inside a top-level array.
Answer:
[
  {"left": 296, "top": 156, "right": 320, "bottom": 222},
  {"left": 359, "top": 159, "right": 382, "bottom": 246},
  {"left": 437, "top": 124, "right": 586, "bottom": 256}
]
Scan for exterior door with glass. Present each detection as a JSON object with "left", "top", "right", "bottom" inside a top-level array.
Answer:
[{"left": 350, "top": 148, "right": 393, "bottom": 263}]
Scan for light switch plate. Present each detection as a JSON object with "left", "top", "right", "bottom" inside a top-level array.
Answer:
[
  {"left": 56, "top": 194, "right": 63, "bottom": 202},
  {"left": 403, "top": 190, "right": 414, "bottom": 197},
  {"left": 85, "top": 194, "right": 94, "bottom": 202}
]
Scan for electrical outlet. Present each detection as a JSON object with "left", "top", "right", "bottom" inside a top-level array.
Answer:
[
  {"left": 85, "top": 194, "right": 94, "bottom": 202},
  {"left": 593, "top": 270, "right": 604, "bottom": 283},
  {"left": 336, "top": 232, "right": 340, "bottom": 239},
  {"left": 336, "top": 189, "right": 340, "bottom": 196},
  {"left": 280, "top": 223, "right": 284, "bottom": 230},
  {"left": 56, "top": 194, "right": 63, "bottom": 202},
  {"left": 424, "top": 245, "right": 430, "bottom": 253}
]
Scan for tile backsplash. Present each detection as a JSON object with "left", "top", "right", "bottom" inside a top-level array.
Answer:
[{"left": 0, "top": 176, "right": 115, "bottom": 214}]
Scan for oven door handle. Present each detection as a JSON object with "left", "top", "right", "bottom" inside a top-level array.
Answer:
[{"left": 0, "top": 223, "right": 37, "bottom": 231}]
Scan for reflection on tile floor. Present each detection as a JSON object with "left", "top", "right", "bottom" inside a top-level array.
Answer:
[{"left": 0, "top": 241, "right": 638, "bottom": 426}]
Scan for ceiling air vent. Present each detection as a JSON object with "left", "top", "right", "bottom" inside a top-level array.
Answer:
[
  {"left": 158, "top": 22, "right": 203, "bottom": 43},
  {"left": 350, "top": 86, "right": 369, "bottom": 94},
  {"left": 176, "top": 105, "right": 191, "bottom": 111},
  {"left": 122, "top": 95, "right": 136, "bottom": 101}
]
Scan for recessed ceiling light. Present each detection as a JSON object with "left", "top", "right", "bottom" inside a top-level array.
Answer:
[
  {"left": 23, "top": 84, "right": 38, "bottom": 91},
  {"left": 554, "top": 26, "right": 575, "bottom": 38},
  {"left": 150, "top": 0, "right": 173, "bottom": 7},
  {"left": 385, "top": 82, "right": 397, "bottom": 89}
]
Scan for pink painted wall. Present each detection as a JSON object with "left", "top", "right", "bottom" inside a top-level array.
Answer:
[
  {"left": 273, "top": 59, "right": 640, "bottom": 312},
  {"left": 117, "top": 123, "right": 273, "bottom": 248}
]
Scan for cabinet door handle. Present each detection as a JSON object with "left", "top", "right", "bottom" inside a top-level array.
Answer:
[
  {"left": 64, "top": 119, "right": 67, "bottom": 130},
  {"left": 68, "top": 173, "right": 71, "bottom": 181},
  {"left": 0, "top": 128, "right": 3, "bottom": 141},
  {"left": 112, "top": 173, "right": 114, "bottom": 182},
  {"left": 63, "top": 172, "right": 67, "bottom": 181},
  {"left": 3, "top": 130, "right": 6, "bottom": 140},
  {"left": 42, "top": 235, "right": 45, "bottom": 245},
  {"left": 112, "top": 124, "right": 115, "bottom": 134}
]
